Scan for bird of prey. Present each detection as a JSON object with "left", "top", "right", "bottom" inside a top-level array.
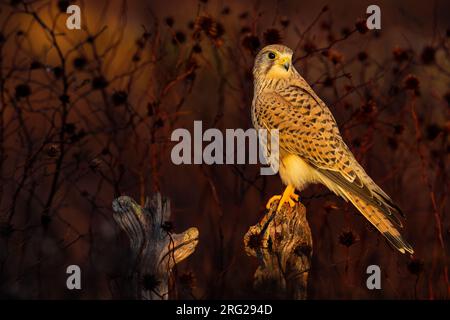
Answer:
[{"left": 251, "top": 44, "right": 413, "bottom": 254}]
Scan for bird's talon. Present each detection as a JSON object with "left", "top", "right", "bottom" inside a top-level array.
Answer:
[
  {"left": 266, "top": 195, "right": 281, "bottom": 209},
  {"left": 266, "top": 185, "right": 299, "bottom": 211}
]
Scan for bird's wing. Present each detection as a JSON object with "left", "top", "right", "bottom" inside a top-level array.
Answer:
[{"left": 254, "top": 86, "right": 403, "bottom": 227}]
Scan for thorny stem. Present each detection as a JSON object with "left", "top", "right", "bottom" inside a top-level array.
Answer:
[{"left": 410, "top": 94, "right": 449, "bottom": 298}]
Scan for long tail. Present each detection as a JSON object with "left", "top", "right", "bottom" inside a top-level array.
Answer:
[{"left": 341, "top": 190, "right": 414, "bottom": 255}]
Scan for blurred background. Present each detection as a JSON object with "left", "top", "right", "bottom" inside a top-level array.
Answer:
[{"left": 0, "top": 0, "right": 448, "bottom": 299}]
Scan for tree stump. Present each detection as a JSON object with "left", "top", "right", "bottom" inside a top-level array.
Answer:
[
  {"left": 244, "top": 201, "right": 312, "bottom": 299},
  {"left": 112, "top": 193, "right": 199, "bottom": 300}
]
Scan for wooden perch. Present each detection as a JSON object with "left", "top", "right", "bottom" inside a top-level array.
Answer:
[
  {"left": 112, "top": 193, "right": 199, "bottom": 300},
  {"left": 244, "top": 201, "right": 312, "bottom": 299}
]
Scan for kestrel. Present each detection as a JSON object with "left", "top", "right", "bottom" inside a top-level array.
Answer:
[{"left": 252, "top": 44, "right": 413, "bottom": 254}]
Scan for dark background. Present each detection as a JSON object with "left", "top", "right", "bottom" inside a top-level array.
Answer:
[{"left": 0, "top": 0, "right": 449, "bottom": 299}]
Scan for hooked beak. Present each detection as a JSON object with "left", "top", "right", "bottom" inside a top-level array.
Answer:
[{"left": 277, "top": 57, "right": 290, "bottom": 71}]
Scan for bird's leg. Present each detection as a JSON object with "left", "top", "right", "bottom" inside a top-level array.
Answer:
[{"left": 265, "top": 184, "right": 299, "bottom": 211}]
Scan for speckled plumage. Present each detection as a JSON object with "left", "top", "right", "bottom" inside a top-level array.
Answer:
[{"left": 252, "top": 44, "right": 413, "bottom": 254}]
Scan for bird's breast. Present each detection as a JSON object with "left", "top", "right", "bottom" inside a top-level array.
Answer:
[{"left": 279, "top": 154, "right": 321, "bottom": 191}]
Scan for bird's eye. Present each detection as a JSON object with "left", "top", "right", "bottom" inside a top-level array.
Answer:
[{"left": 268, "top": 52, "right": 276, "bottom": 59}]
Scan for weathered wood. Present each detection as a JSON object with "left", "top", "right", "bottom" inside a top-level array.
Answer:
[
  {"left": 112, "top": 193, "right": 199, "bottom": 300},
  {"left": 244, "top": 201, "right": 312, "bottom": 299}
]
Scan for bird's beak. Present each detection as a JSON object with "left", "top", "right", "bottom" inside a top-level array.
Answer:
[{"left": 278, "top": 57, "right": 290, "bottom": 71}]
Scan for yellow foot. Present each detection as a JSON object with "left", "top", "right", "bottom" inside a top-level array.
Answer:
[
  {"left": 265, "top": 184, "right": 299, "bottom": 211},
  {"left": 266, "top": 194, "right": 282, "bottom": 209}
]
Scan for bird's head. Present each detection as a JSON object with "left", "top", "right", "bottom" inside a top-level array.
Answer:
[{"left": 253, "top": 44, "right": 294, "bottom": 80}]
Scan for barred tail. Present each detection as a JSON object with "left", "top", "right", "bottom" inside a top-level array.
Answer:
[{"left": 342, "top": 191, "right": 414, "bottom": 255}]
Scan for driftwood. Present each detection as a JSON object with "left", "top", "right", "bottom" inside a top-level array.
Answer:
[
  {"left": 244, "top": 201, "right": 312, "bottom": 299},
  {"left": 112, "top": 193, "right": 199, "bottom": 300}
]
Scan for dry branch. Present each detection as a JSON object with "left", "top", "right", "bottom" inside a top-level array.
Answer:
[
  {"left": 112, "top": 193, "right": 199, "bottom": 300},
  {"left": 244, "top": 201, "right": 312, "bottom": 299}
]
